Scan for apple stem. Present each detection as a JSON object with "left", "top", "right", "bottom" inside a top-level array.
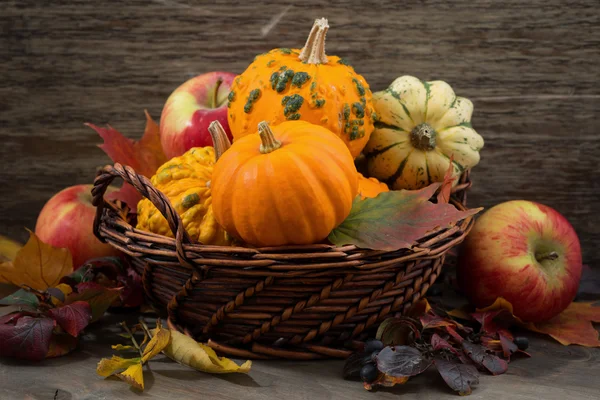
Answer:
[
  {"left": 211, "top": 77, "right": 223, "bottom": 109},
  {"left": 207, "top": 120, "right": 231, "bottom": 161},
  {"left": 536, "top": 251, "right": 559, "bottom": 262}
]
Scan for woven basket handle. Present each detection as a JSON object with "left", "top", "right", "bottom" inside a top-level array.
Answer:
[{"left": 92, "top": 163, "right": 195, "bottom": 269}]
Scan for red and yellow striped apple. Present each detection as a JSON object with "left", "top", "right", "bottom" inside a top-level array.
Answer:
[
  {"left": 35, "top": 184, "right": 120, "bottom": 268},
  {"left": 457, "top": 200, "right": 582, "bottom": 323},
  {"left": 160, "top": 71, "right": 236, "bottom": 159}
]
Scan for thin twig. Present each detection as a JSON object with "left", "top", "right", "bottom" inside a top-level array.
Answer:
[{"left": 120, "top": 321, "right": 144, "bottom": 358}]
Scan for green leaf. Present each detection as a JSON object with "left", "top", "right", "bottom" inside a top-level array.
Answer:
[
  {"left": 328, "top": 184, "right": 482, "bottom": 251},
  {"left": 0, "top": 288, "right": 39, "bottom": 307}
]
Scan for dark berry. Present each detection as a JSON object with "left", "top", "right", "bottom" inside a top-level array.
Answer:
[
  {"left": 360, "top": 363, "right": 379, "bottom": 383},
  {"left": 370, "top": 350, "right": 380, "bottom": 362},
  {"left": 427, "top": 284, "right": 443, "bottom": 296},
  {"left": 364, "top": 339, "right": 384, "bottom": 354},
  {"left": 514, "top": 336, "right": 529, "bottom": 350}
]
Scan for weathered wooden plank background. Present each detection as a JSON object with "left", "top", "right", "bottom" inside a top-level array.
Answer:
[{"left": 1, "top": 0, "right": 599, "bottom": 267}]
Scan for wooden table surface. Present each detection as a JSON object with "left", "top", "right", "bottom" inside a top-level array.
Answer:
[
  {"left": 1, "top": 0, "right": 599, "bottom": 399},
  {"left": 0, "top": 309, "right": 599, "bottom": 400}
]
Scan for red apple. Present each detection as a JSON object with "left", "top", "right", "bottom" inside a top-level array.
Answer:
[
  {"left": 457, "top": 200, "right": 582, "bottom": 323},
  {"left": 35, "top": 184, "right": 121, "bottom": 269},
  {"left": 160, "top": 71, "right": 236, "bottom": 159}
]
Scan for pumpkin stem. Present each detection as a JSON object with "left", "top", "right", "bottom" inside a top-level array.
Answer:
[
  {"left": 298, "top": 18, "right": 329, "bottom": 64},
  {"left": 410, "top": 123, "right": 437, "bottom": 151},
  {"left": 208, "top": 120, "right": 232, "bottom": 161},
  {"left": 257, "top": 121, "right": 282, "bottom": 154}
]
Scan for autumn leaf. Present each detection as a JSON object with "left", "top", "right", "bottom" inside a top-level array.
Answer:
[
  {"left": 87, "top": 111, "right": 167, "bottom": 209},
  {"left": 46, "top": 334, "right": 79, "bottom": 358},
  {"left": 88, "top": 110, "right": 165, "bottom": 178},
  {"left": 364, "top": 374, "right": 408, "bottom": 391},
  {"left": 531, "top": 302, "right": 600, "bottom": 347},
  {"left": 65, "top": 283, "right": 122, "bottom": 322},
  {"left": 0, "top": 316, "right": 55, "bottom": 361},
  {"left": 499, "top": 333, "right": 518, "bottom": 358},
  {"left": 436, "top": 156, "right": 456, "bottom": 204},
  {"left": 328, "top": 183, "right": 482, "bottom": 250},
  {"left": 476, "top": 297, "right": 600, "bottom": 347},
  {"left": 0, "top": 231, "right": 73, "bottom": 291},
  {"left": 461, "top": 341, "right": 508, "bottom": 375},
  {"left": 48, "top": 301, "right": 92, "bottom": 337},
  {"left": 406, "top": 298, "right": 433, "bottom": 318},
  {"left": 375, "top": 346, "right": 432, "bottom": 377},
  {"left": 434, "top": 358, "right": 479, "bottom": 395},
  {"left": 0, "top": 288, "right": 39, "bottom": 307},
  {"left": 0, "top": 235, "right": 22, "bottom": 262},
  {"left": 420, "top": 314, "right": 457, "bottom": 330},
  {"left": 97, "top": 323, "right": 171, "bottom": 391},
  {"left": 157, "top": 328, "right": 252, "bottom": 374}
]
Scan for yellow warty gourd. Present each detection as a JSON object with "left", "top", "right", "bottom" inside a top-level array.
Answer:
[{"left": 136, "top": 146, "right": 232, "bottom": 246}]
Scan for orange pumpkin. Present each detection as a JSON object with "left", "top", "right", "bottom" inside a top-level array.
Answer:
[
  {"left": 226, "top": 18, "right": 375, "bottom": 159},
  {"left": 357, "top": 173, "right": 389, "bottom": 199},
  {"left": 211, "top": 120, "right": 358, "bottom": 247}
]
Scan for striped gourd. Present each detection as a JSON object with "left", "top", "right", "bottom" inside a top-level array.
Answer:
[{"left": 364, "top": 75, "right": 484, "bottom": 190}]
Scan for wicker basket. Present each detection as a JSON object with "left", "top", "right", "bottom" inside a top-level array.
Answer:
[{"left": 92, "top": 163, "right": 474, "bottom": 360}]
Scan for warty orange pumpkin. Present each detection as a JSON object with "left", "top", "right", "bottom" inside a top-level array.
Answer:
[
  {"left": 211, "top": 120, "right": 358, "bottom": 247},
  {"left": 357, "top": 173, "right": 389, "bottom": 199},
  {"left": 226, "top": 18, "right": 375, "bottom": 159}
]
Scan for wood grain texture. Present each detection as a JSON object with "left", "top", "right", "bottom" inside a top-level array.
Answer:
[
  {"left": 0, "top": 310, "right": 599, "bottom": 400},
  {"left": 0, "top": 0, "right": 598, "bottom": 263}
]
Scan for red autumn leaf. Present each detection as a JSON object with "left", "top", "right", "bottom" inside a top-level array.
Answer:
[
  {"left": 436, "top": 156, "right": 455, "bottom": 204},
  {"left": 531, "top": 302, "right": 600, "bottom": 347},
  {"left": 420, "top": 314, "right": 456, "bottom": 330},
  {"left": 46, "top": 334, "right": 79, "bottom": 358},
  {"left": 48, "top": 301, "right": 92, "bottom": 337},
  {"left": 431, "top": 333, "right": 460, "bottom": 355},
  {"left": 499, "top": 333, "right": 518, "bottom": 358},
  {"left": 375, "top": 346, "right": 432, "bottom": 377},
  {"left": 0, "top": 316, "right": 55, "bottom": 361},
  {"left": 406, "top": 298, "right": 433, "bottom": 318},
  {"left": 65, "top": 282, "right": 122, "bottom": 322},
  {"left": 461, "top": 341, "right": 508, "bottom": 375},
  {"left": 445, "top": 325, "right": 464, "bottom": 344},
  {"left": 434, "top": 358, "right": 479, "bottom": 396},
  {"left": 329, "top": 183, "right": 482, "bottom": 250},
  {"left": 87, "top": 110, "right": 167, "bottom": 208},
  {"left": 477, "top": 297, "right": 600, "bottom": 348}
]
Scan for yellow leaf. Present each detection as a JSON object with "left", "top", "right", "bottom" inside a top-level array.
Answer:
[
  {"left": 141, "top": 327, "right": 170, "bottom": 363},
  {"left": 96, "top": 355, "right": 141, "bottom": 377},
  {"left": 50, "top": 283, "right": 74, "bottom": 306},
  {"left": 117, "top": 363, "right": 144, "bottom": 390},
  {"left": 0, "top": 231, "right": 73, "bottom": 290},
  {"left": 154, "top": 328, "right": 251, "bottom": 374},
  {"left": 0, "top": 235, "right": 22, "bottom": 262},
  {"left": 112, "top": 344, "right": 135, "bottom": 351}
]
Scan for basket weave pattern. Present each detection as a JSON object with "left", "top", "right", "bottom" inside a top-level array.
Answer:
[{"left": 92, "top": 163, "right": 474, "bottom": 360}]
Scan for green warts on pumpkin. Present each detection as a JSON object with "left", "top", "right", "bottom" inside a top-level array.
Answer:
[
  {"left": 244, "top": 89, "right": 262, "bottom": 113},
  {"left": 282, "top": 95, "right": 304, "bottom": 120},
  {"left": 291, "top": 72, "right": 310, "bottom": 88},
  {"left": 257, "top": 121, "right": 282, "bottom": 154},
  {"left": 182, "top": 193, "right": 200, "bottom": 209},
  {"left": 227, "top": 91, "right": 236, "bottom": 108}
]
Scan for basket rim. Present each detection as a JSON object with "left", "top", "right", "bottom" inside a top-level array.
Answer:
[{"left": 91, "top": 163, "right": 474, "bottom": 269}]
